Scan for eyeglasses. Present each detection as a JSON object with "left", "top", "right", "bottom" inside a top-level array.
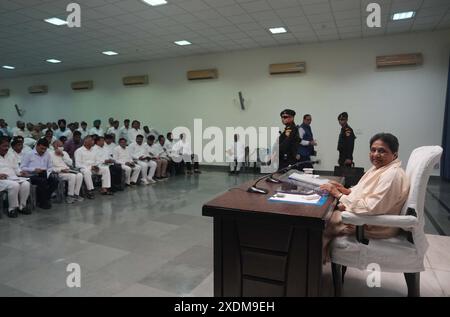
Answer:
[{"left": 281, "top": 116, "right": 291, "bottom": 119}]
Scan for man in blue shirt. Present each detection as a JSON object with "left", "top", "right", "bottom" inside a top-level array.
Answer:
[{"left": 21, "top": 138, "right": 58, "bottom": 209}]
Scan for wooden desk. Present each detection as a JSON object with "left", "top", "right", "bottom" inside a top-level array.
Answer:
[{"left": 202, "top": 174, "right": 341, "bottom": 297}]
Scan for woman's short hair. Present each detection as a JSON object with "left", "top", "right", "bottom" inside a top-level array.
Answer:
[{"left": 370, "top": 133, "right": 399, "bottom": 153}]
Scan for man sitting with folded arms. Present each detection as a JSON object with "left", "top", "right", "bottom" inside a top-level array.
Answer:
[
  {"left": 50, "top": 140, "right": 84, "bottom": 204},
  {"left": 75, "top": 135, "right": 112, "bottom": 198},
  {"left": 20, "top": 138, "right": 58, "bottom": 210},
  {"left": 0, "top": 136, "right": 31, "bottom": 218},
  {"left": 128, "top": 135, "right": 157, "bottom": 184},
  {"left": 146, "top": 135, "right": 168, "bottom": 180},
  {"left": 113, "top": 138, "right": 141, "bottom": 186}
]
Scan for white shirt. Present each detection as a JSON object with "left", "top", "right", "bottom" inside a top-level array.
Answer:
[
  {"left": 113, "top": 146, "right": 134, "bottom": 164},
  {"left": 119, "top": 126, "right": 130, "bottom": 142},
  {"left": 12, "top": 127, "right": 26, "bottom": 137},
  {"left": 128, "top": 142, "right": 150, "bottom": 160},
  {"left": 164, "top": 140, "right": 173, "bottom": 151},
  {"left": 75, "top": 146, "right": 100, "bottom": 169},
  {"left": 55, "top": 129, "right": 73, "bottom": 140},
  {"left": 172, "top": 140, "right": 192, "bottom": 156},
  {"left": 50, "top": 149, "right": 73, "bottom": 172},
  {"left": 128, "top": 129, "right": 145, "bottom": 144},
  {"left": 23, "top": 138, "right": 36, "bottom": 149},
  {"left": 149, "top": 143, "right": 167, "bottom": 158},
  {"left": 6, "top": 148, "right": 24, "bottom": 168},
  {"left": 104, "top": 142, "right": 116, "bottom": 159},
  {"left": 107, "top": 127, "right": 120, "bottom": 140},
  {"left": 77, "top": 128, "right": 89, "bottom": 139},
  {"left": 0, "top": 153, "right": 19, "bottom": 178},
  {"left": 89, "top": 127, "right": 104, "bottom": 137},
  {"left": 93, "top": 145, "right": 112, "bottom": 165}
]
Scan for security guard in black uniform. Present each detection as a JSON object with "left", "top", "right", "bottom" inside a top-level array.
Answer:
[
  {"left": 279, "top": 109, "right": 300, "bottom": 170},
  {"left": 337, "top": 112, "right": 356, "bottom": 166}
]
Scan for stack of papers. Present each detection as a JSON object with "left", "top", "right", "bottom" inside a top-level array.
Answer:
[
  {"left": 288, "top": 173, "right": 329, "bottom": 187},
  {"left": 7, "top": 176, "right": 30, "bottom": 183},
  {"left": 269, "top": 192, "right": 328, "bottom": 206}
]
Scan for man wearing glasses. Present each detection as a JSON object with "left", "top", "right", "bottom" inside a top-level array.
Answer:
[{"left": 278, "top": 109, "right": 300, "bottom": 170}]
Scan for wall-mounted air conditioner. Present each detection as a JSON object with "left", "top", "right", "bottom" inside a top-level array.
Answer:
[
  {"left": 0, "top": 89, "right": 10, "bottom": 97},
  {"left": 269, "top": 62, "right": 306, "bottom": 75},
  {"left": 28, "top": 85, "right": 48, "bottom": 94},
  {"left": 122, "top": 75, "right": 149, "bottom": 86},
  {"left": 71, "top": 80, "right": 94, "bottom": 91},
  {"left": 376, "top": 53, "right": 423, "bottom": 68},
  {"left": 187, "top": 69, "right": 218, "bottom": 80}
]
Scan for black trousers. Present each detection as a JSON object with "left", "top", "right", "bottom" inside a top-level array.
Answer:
[
  {"left": 298, "top": 155, "right": 313, "bottom": 170},
  {"left": 29, "top": 174, "right": 58, "bottom": 206},
  {"left": 184, "top": 154, "right": 199, "bottom": 171},
  {"left": 109, "top": 164, "right": 123, "bottom": 191}
]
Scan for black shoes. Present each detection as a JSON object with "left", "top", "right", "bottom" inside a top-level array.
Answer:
[
  {"left": 38, "top": 202, "right": 52, "bottom": 210},
  {"left": 7, "top": 209, "right": 18, "bottom": 218},
  {"left": 19, "top": 207, "right": 32, "bottom": 215}
]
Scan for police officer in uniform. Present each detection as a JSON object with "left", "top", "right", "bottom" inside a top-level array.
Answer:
[
  {"left": 278, "top": 109, "right": 300, "bottom": 170},
  {"left": 337, "top": 112, "right": 356, "bottom": 166}
]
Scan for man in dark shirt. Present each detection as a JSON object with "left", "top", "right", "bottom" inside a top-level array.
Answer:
[
  {"left": 64, "top": 130, "right": 83, "bottom": 159},
  {"left": 337, "top": 112, "right": 356, "bottom": 166},
  {"left": 278, "top": 109, "right": 300, "bottom": 170}
]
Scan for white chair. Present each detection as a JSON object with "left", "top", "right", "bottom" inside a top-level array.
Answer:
[{"left": 330, "top": 145, "right": 443, "bottom": 297}]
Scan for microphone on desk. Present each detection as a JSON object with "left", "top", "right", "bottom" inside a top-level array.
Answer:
[{"left": 247, "top": 160, "right": 320, "bottom": 194}]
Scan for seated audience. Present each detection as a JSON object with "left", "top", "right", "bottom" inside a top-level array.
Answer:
[
  {"left": 55, "top": 119, "right": 73, "bottom": 139},
  {"left": 20, "top": 138, "right": 58, "bottom": 210},
  {"left": 113, "top": 138, "right": 141, "bottom": 186},
  {"left": 94, "top": 136, "right": 123, "bottom": 192},
  {"left": 0, "top": 136, "right": 31, "bottom": 217},
  {"left": 89, "top": 120, "right": 104, "bottom": 137},
  {"left": 50, "top": 140, "right": 84, "bottom": 204},
  {"left": 75, "top": 136, "right": 112, "bottom": 198},
  {"left": 64, "top": 130, "right": 83, "bottom": 159},
  {"left": 129, "top": 135, "right": 156, "bottom": 184},
  {"left": 77, "top": 121, "right": 89, "bottom": 139},
  {"left": 147, "top": 135, "right": 168, "bottom": 180}
]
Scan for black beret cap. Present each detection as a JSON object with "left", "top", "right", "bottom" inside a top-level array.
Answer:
[
  {"left": 338, "top": 112, "right": 348, "bottom": 120},
  {"left": 280, "top": 109, "right": 296, "bottom": 117}
]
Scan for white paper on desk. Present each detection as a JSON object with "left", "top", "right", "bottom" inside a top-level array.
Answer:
[
  {"left": 8, "top": 176, "right": 30, "bottom": 183},
  {"left": 288, "top": 173, "right": 329, "bottom": 186},
  {"left": 269, "top": 193, "right": 321, "bottom": 204}
]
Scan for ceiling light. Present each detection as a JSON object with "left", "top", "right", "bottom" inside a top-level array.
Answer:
[
  {"left": 269, "top": 27, "right": 288, "bottom": 34},
  {"left": 392, "top": 11, "right": 415, "bottom": 21},
  {"left": 2, "top": 65, "right": 15, "bottom": 70},
  {"left": 174, "top": 40, "right": 192, "bottom": 46},
  {"left": 141, "top": 0, "right": 168, "bottom": 6},
  {"left": 44, "top": 17, "right": 68, "bottom": 26},
  {"left": 102, "top": 51, "right": 119, "bottom": 56},
  {"left": 46, "top": 59, "right": 62, "bottom": 64}
]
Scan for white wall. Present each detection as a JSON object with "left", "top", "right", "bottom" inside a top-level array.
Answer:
[{"left": 1, "top": 30, "right": 449, "bottom": 171}]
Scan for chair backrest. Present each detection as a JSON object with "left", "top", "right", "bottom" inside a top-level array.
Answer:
[{"left": 402, "top": 146, "right": 443, "bottom": 256}]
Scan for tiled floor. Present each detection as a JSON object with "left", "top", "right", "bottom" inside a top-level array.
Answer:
[{"left": 0, "top": 171, "right": 449, "bottom": 297}]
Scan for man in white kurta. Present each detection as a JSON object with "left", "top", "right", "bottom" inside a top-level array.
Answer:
[
  {"left": 113, "top": 139, "right": 141, "bottom": 185},
  {"left": 128, "top": 120, "right": 145, "bottom": 145},
  {"left": 0, "top": 137, "right": 30, "bottom": 217},
  {"left": 74, "top": 136, "right": 111, "bottom": 197},
  {"left": 128, "top": 135, "right": 156, "bottom": 184},
  {"left": 50, "top": 140, "right": 83, "bottom": 203}
]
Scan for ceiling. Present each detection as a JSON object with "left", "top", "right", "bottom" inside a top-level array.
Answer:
[{"left": 1, "top": 0, "right": 449, "bottom": 79}]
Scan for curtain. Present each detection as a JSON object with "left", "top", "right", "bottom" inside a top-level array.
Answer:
[{"left": 442, "top": 55, "right": 450, "bottom": 181}]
